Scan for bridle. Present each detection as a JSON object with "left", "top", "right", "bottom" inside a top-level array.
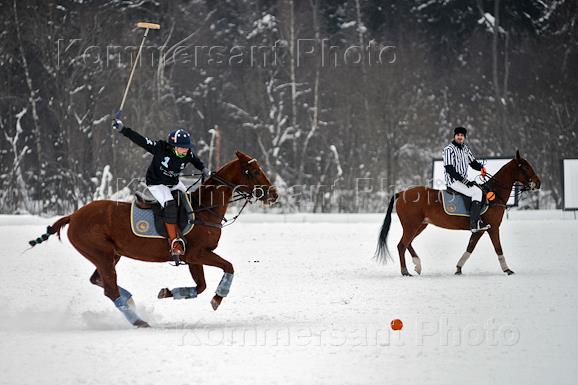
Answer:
[
  {"left": 514, "top": 161, "right": 538, "bottom": 192},
  {"left": 482, "top": 160, "right": 538, "bottom": 208},
  {"left": 186, "top": 159, "right": 270, "bottom": 228}
]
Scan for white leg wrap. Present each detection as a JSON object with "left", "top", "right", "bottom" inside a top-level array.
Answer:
[
  {"left": 497, "top": 255, "right": 509, "bottom": 271},
  {"left": 412, "top": 257, "right": 422, "bottom": 274},
  {"left": 215, "top": 273, "right": 234, "bottom": 297},
  {"left": 457, "top": 252, "right": 471, "bottom": 267}
]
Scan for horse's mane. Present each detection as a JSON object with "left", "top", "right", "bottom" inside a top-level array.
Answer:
[
  {"left": 187, "top": 157, "right": 240, "bottom": 199},
  {"left": 479, "top": 159, "right": 520, "bottom": 198},
  {"left": 491, "top": 159, "right": 516, "bottom": 180}
]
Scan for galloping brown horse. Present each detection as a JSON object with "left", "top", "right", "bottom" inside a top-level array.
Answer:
[
  {"left": 29, "top": 151, "right": 278, "bottom": 327},
  {"left": 375, "top": 150, "right": 540, "bottom": 276}
]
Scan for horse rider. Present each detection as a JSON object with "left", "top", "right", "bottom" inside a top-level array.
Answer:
[
  {"left": 443, "top": 126, "right": 489, "bottom": 233},
  {"left": 112, "top": 118, "right": 210, "bottom": 261}
]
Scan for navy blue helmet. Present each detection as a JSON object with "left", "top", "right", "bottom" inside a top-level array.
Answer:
[{"left": 167, "top": 129, "right": 193, "bottom": 149}]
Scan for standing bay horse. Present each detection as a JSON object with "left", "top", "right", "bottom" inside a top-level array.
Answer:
[
  {"left": 375, "top": 150, "right": 540, "bottom": 276},
  {"left": 29, "top": 151, "right": 278, "bottom": 327}
]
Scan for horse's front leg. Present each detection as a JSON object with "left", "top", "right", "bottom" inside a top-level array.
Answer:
[
  {"left": 199, "top": 250, "right": 234, "bottom": 310},
  {"left": 189, "top": 264, "right": 207, "bottom": 294},
  {"left": 455, "top": 231, "right": 485, "bottom": 275},
  {"left": 488, "top": 228, "right": 515, "bottom": 275},
  {"left": 158, "top": 264, "right": 207, "bottom": 300}
]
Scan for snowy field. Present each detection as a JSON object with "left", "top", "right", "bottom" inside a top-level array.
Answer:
[{"left": 1, "top": 211, "right": 577, "bottom": 385}]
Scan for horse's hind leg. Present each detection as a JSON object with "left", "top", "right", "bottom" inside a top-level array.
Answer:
[
  {"left": 455, "top": 231, "right": 485, "bottom": 275},
  {"left": 158, "top": 264, "right": 207, "bottom": 300},
  {"left": 69, "top": 237, "right": 149, "bottom": 327},
  {"left": 96, "top": 256, "right": 150, "bottom": 328},
  {"left": 408, "top": 224, "right": 428, "bottom": 275},
  {"left": 398, "top": 230, "right": 415, "bottom": 277},
  {"left": 90, "top": 254, "right": 121, "bottom": 288}
]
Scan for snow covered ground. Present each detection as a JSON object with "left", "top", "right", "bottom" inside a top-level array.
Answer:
[{"left": 1, "top": 212, "right": 577, "bottom": 385}]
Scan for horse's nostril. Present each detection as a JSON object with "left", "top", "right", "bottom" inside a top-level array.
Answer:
[{"left": 268, "top": 191, "right": 278, "bottom": 203}]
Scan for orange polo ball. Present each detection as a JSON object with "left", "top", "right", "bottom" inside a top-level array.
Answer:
[
  {"left": 390, "top": 319, "right": 403, "bottom": 331},
  {"left": 487, "top": 191, "right": 496, "bottom": 201}
]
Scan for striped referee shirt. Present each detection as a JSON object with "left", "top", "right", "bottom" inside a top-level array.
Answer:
[{"left": 443, "top": 141, "right": 479, "bottom": 185}]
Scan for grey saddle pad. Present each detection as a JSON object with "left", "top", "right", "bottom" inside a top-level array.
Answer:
[
  {"left": 130, "top": 192, "right": 195, "bottom": 239},
  {"left": 440, "top": 190, "right": 489, "bottom": 217}
]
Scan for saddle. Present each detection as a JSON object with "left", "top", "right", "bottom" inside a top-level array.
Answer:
[
  {"left": 440, "top": 188, "right": 489, "bottom": 217},
  {"left": 130, "top": 190, "right": 195, "bottom": 239}
]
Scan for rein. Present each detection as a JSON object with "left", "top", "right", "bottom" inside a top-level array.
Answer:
[
  {"left": 481, "top": 163, "right": 533, "bottom": 208},
  {"left": 186, "top": 170, "right": 256, "bottom": 229}
]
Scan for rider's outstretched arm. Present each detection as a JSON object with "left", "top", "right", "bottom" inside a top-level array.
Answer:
[{"left": 119, "top": 126, "right": 158, "bottom": 154}]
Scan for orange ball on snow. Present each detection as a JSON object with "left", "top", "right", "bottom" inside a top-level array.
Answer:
[{"left": 390, "top": 319, "right": 403, "bottom": 330}]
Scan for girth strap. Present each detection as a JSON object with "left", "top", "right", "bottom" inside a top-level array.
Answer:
[{"left": 189, "top": 220, "right": 223, "bottom": 229}]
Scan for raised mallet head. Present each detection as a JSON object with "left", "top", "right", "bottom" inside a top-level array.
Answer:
[
  {"left": 116, "top": 21, "right": 161, "bottom": 116},
  {"left": 136, "top": 22, "right": 160, "bottom": 30}
]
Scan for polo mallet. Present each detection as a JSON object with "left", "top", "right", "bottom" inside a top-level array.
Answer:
[{"left": 116, "top": 22, "right": 160, "bottom": 119}]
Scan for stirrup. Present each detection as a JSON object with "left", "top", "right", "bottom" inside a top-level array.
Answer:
[
  {"left": 169, "top": 238, "right": 186, "bottom": 266},
  {"left": 470, "top": 221, "right": 491, "bottom": 233}
]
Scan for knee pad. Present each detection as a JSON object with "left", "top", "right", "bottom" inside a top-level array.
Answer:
[{"left": 162, "top": 200, "right": 179, "bottom": 224}]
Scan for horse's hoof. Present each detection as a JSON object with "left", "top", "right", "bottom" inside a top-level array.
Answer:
[
  {"left": 210, "top": 295, "right": 223, "bottom": 311},
  {"left": 505, "top": 269, "right": 515, "bottom": 275},
  {"left": 414, "top": 267, "right": 422, "bottom": 275},
  {"left": 401, "top": 271, "right": 413, "bottom": 277},
  {"left": 157, "top": 288, "right": 173, "bottom": 299},
  {"left": 455, "top": 267, "right": 462, "bottom": 275},
  {"left": 134, "top": 319, "right": 150, "bottom": 328}
]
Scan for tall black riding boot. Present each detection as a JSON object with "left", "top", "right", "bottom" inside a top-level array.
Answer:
[{"left": 469, "top": 201, "right": 490, "bottom": 233}]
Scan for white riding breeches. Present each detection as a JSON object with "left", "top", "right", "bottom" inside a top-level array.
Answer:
[
  {"left": 449, "top": 181, "right": 483, "bottom": 202},
  {"left": 147, "top": 181, "right": 187, "bottom": 207}
]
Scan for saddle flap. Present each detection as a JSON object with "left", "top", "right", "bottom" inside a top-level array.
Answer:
[
  {"left": 130, "top": 191, "right": 195, "bottom": 239},
  {"left": 441, "top": 190, "right": 489, "bottom": 217}
]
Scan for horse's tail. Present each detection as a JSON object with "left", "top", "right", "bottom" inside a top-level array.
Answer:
[
  {"left": 28, "top": 215, "right": 71, "bottom": 247},
  {"left": 374, "top": 193, "right": 398, "bottom": 264}
]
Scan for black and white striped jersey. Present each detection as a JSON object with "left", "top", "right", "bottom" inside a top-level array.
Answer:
[{"left": 443, "top": 142, "right": 477, "bottom": 185}]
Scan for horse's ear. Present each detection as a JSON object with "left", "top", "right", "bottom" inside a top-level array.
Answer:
[
  {"left": 235, "top": 151, "right": 251, "bottom": 161},
  {"left": 515, "top": 150, "right": 521, "bottom": 160}
]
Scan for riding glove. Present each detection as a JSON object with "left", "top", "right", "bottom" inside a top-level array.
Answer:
[
  {"left": 202, "top": 167, "right": 211, "bottom": 179},
  {"left": 112, "top": 119, "right": 123, "bottom": 131}
]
